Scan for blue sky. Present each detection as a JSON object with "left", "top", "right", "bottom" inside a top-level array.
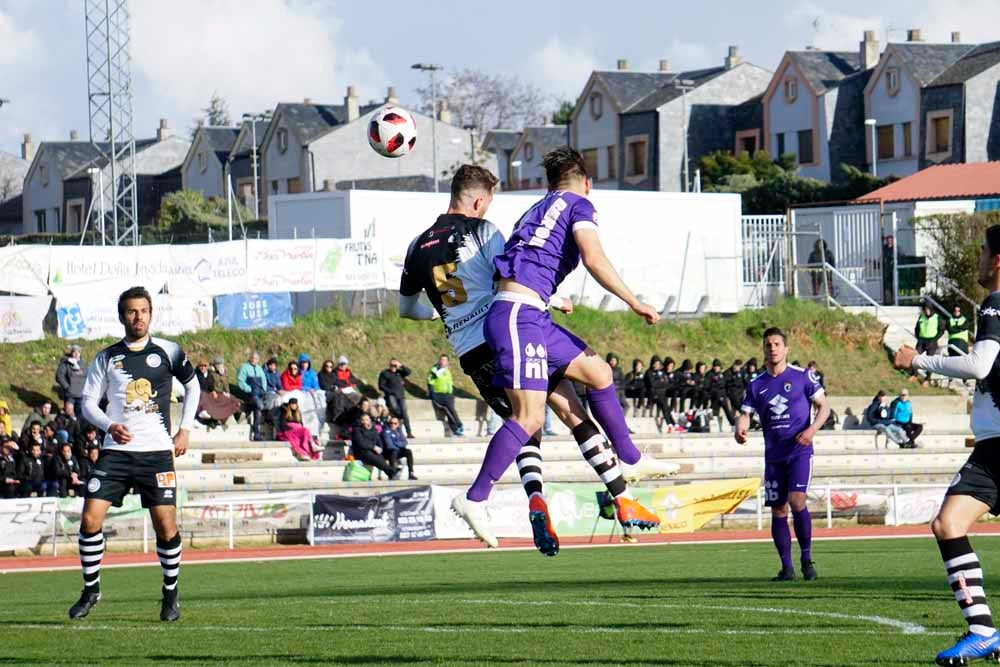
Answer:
[{"left": 1, "top": 0, "right": 998, "bottom": 155}]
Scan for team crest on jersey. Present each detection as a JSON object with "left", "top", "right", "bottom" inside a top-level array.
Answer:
[
  {"left": 87, "top": 477, "right": 101, "bottom": 493},
  {"left": 156, "top": 472, "right": 176, "bottom": 488},
  {"left": 523, "top": 343, "right": 548, "bottom": 381},
  {"left": 783, "top": 382, "right": 792, "bottom": 392},
  {"left": 146, "top": 353, "right": 161, "bottom": 368}
]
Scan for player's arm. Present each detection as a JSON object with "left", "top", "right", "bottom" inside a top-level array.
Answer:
[
  {"left": 80, "top": 353, "right": 131, "bottom": 444},
  {"left": 573, "top": 228, "right": 658, "bottom": 325},
  {"left": 735, "top": 411, "right": 751, "bottom": 444},
  {"left": 399, "top": 293, "right": 438, "bottom": 320},
  {"left": 170, "top": 350, "right": 201, "bottom": 457},
  {"left": 798, "top": 391, "right": 830, "bottom": 446},
  {"left": 897, "top": 339, "right": 1000, "bottom": 379}
]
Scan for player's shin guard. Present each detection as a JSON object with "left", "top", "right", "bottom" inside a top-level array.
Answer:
[
  {"left": 516, "top": 437, "right": 543, "bottom": 499},
  {"left": 157, "top": 533, "right": 182, "bottom": 592},
  {"left": 572, "top": 421, "right": 628, "bottom": 499},
  {"left": 586, "top": 384, "right": 641, "bottom": 465},
  {"left": 792, "top": 508, "right": 813, "bottom": 563},
  {"left": 79, "top": 530, "right": 105, "bottom": 594},
  {"left": 468, "top": 420, "right": 531, "bottom": 502},
  {"left": 939, "top": 536, "right": 997, "bottom": 636},
  {"left": 771, "top": 515, "right": 794, "bottom": 570}
]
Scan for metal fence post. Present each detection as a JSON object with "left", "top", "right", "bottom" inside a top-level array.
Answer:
[
  {"left": 228, "top": 503, "right": 235, "bottom": 550},
  {"left": 826, "top": 484, "right": 833, "bottom": 529},
  {"left": 51, "top": 504, "right": 58, "bottom": 557}
]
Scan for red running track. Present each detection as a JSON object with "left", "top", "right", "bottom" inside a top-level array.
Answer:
[{"left": 6, "top": 524, "right": 1000, "bottom": 574}]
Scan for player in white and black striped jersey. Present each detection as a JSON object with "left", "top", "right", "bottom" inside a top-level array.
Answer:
[{"left": 68, "top": 287, "right": 200, "bottom": 622}]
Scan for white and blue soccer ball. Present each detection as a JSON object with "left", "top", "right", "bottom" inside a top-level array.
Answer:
[{"left": 367, "top": 106, "right": 418, "bottom": 158}]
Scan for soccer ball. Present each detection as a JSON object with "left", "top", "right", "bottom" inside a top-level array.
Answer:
[{"left": 367, "top": 106, "right": 418, "bottom": 158}]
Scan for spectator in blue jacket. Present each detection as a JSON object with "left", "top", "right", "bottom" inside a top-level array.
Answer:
[
  {"left": 890, "top": 388, "right": 922, "bottom": 447},
  {"left": 380, "top": 415, "right": 416, "bottom": 480},
  {"left": 237, "top": 352, "right": 268, "bottom": 441},
  {"left": 264, "top": 357, "right": 282, "bottom": 394},
  {"left": 298, "top": 353, "right": 321, "bottom": 391}
]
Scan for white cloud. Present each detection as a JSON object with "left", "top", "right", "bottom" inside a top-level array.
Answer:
[
  {"left": 521, "top": 35, "right": 601, "bottom": 102},
  {"left": 783, "top": 3, "right": 886, "bottom": 50}
]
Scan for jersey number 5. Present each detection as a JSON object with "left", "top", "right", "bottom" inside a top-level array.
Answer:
[{"left": 432, "top": 262, "right": 468, "bottom": 307}]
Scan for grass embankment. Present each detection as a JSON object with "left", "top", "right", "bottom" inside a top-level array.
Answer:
[{"left": 0, "top": 298, "right": 943, "bottom": 414}]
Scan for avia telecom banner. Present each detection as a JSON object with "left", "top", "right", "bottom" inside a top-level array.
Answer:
[
  {"left": 310, "top": 486, "right": 435, "bottom": 545},
  {"left": 0, "top": 296, "right": 51, "bottom": 343}
]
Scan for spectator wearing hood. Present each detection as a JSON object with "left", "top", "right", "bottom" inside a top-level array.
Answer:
[
  {"left": 0, "top": 400, "right": 12, "bottom": 440},
  {"left": 298, "top": 353, "right": 321, "bottom": 391},
  {"left": 281, "top": 361, "right": 303, "bottom": 391},
  {"left": 55, "top": 344, "right": 87, "bottom": 415}
]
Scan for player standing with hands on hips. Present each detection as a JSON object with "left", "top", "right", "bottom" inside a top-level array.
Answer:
[
  {"left": 735, "top": 327, "right": 829, "bottom": 582},
  {"left": 69, "top": 287, "right": 200, "bottom": 622},
  {"left": 895, "top": 225, "right": 1000, "bottom": 665}
]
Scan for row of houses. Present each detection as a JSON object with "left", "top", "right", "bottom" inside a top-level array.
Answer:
[
  {"left": 0, "top": 87, "right": 483, "bottom": 236},
  {"left": 487, "top": 29, "right": 1000, "bottom": 193}
]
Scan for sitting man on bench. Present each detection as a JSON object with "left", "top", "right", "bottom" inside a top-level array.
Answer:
[{"left": 350, "top": 414, "right": 396, "bottom": 479}]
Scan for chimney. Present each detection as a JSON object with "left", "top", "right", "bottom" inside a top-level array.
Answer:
[
  {"left": 303, "top": 97, "right": 312, "bottom": 105},
  {"left": 156, "top": 118, "right": 170, "bottom": 141},
  {"left": 344, "top": 85, "right": 359, "bottom": 122},
  {"left": 725, "top": 45, "right": 742, "bottom": 69},
  {"left": 21, "top": 133, "right": 34, "bottom": 161},
  {"left": 541, "top": 114, "right": 551, "bottom": 126},
  {"left": 907, "top": 28, "right": 923, "bottom": 42},
  {"left": 69, "top": 129, "right": 79, "bottom": 141},
  {"left": 323, "top": 178, "right": 335, "bottom": 192},
  {"left": 860, "top": 30, "right": 879, "bottom": 70},
  {"left": 952, "top": 31, "right": 962, "bottom": 43},
  {"left": 437, "top": 99, "right": 451, "bottom": 125},
  {"left": 659, "top": 59, "right": 670, "bottom": 72},
  {"left": 616, "top": 58, "right": 628, "bottom": 71},
  {"left": 385, "top": 86, "right": 399, "bottom": 105}
]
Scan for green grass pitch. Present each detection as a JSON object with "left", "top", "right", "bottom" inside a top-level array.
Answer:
[{"left": 3, "top": 537, "right": 991, "bottom": 666}]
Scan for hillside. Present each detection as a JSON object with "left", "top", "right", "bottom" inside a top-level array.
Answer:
[{"left": 0, "top": 299, "right": 945, "bottom": 414}]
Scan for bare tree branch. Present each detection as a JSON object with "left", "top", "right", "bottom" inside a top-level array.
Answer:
[{"left": 416, "top": 68, "right": 551, "bottom": 130}]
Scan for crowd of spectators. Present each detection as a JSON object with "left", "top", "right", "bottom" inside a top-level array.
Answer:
[{"left": 864, "top": 388, "right": 923, "bottom": 448}]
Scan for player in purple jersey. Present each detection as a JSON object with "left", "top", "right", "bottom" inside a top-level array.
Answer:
[
  {"left": 736, "top": 327, "right": 830, "bottom": 582},
  {"left": 461, "top": 147, "right": 669, "bottom": 520}
]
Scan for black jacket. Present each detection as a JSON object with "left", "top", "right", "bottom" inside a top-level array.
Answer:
[
  {"left": 645, "top": 369, "right": 670, "bottom": 398},
  {"left": 706, "top": 370, "right": 727, "bottom": 396},
  {"left": 19, "top": 455, "right": 45, "bottom": 484},
  {"left": 866, "top": 399, "right": 891, "bottom": 426},
  {"left": 55, "top": 357, "right": 87, "bottom": 400},
  {"left": 624, "top": 371, "right": 646, "bottom": 398},
  {"left": 350, "top": 425, "right": 382, "bottom": 454},
  {"left": 0, "top": 453, "right": 18, "bottom": 483},
  {"left": 723, "top": 368, "right": 745, "bottom": 398},
  {"left": 611, "top": 366, "right": 626, "bottom": 392},
  {"left": 378, "top": 366, "right": 411, "bottom": 400}
]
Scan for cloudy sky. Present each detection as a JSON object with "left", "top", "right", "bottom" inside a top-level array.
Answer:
[{"left": 1, "top": 0, "right": 999, "bottom": 155}]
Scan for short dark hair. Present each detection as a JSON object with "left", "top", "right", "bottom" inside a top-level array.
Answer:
[
  {"left": 118, "top": 286, "right": 153, "bottom": 320},
  {"left": 762, "top": 326, "right": 787, "bottom": 343},
  {"left": 542, "top": 146, "right": 588, "bottom": 189},
  {"left": 450, "top": 164, "right": 499, "bottom": 203},
  {"left": 987, "top": 225, "right": 1000, "bottom": 256}
]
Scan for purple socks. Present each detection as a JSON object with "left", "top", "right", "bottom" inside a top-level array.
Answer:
[
  {"left": 586, "top": 384, "right": 641, "bottom": 465},
  {"left": 792, "top": 508, "right": 813, "bottom": 563},
  {"left": 772, "top": 515, "right": 793, "bottom": 570},
  {"left": 467, "top": 420, "right": 531, "bottom": 502}
]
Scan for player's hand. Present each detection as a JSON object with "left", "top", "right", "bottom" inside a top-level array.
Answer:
[
  {"left": 173, "top": 429, "right": 189, "bottom": 457},
  {"left": 632, "top": 301, "right": 660, "bottom": 325},
  {"left": 554, "top": 297, "right": 574, "bottom": 314},
  {"left": 734, "top": 425, "right": 749, "bottom": 444},
  {"left": 894, "top": 345, "right": 918, "bottom": 370},
  {"left": 108, "top": 423, "right": 132, "bottom": 445},
  {"left": 796, "top": 428, "right": 816, "bottom": 446},
  {"left": 374, "top": 445, "right": 382, "bottom": 454}
]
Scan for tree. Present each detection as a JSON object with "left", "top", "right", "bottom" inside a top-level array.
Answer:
[
  {"left": 190, "top": 92, "right": 231, "bottom": 137},
  {"left": 0, "top": 171, "right": 17, "bottom": 203},
  {"left": 918, "top": 212, "right": 1000, "bottom": 305},
  {"left": 699, "top": 149, "right": 794, "bottom": 191},
  {"left": 551, "top": 100, "right": 575, "bottom": 125},
  {"left": 416, "top": 69, "right": 549, "bottom": 131}
]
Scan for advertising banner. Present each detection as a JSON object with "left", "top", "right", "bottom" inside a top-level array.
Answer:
[
  {"left": 0, "top": 245, "right": 50, "bottom": 296},
  {"left": 310, "top": 486, "right": 435, "bottom": 545},
  {"left": 246, "top": 239, "right": 316, "bottom": 293},
  {"left": 649, "top": 478, "right": 760, "bottom": 533},
  {"left": 0, "top": 296, "right": 50, "bottom": 343},
  {"left": 149, "top": 296, "right": 213, "bottom": 336},
  {"left": 314, "top": 238, "right": 384, "bottom": 291},
  {"left": 55, "top": 294, "right": 211, "bottom": 340},
  {"left": 215, "top": 292, "right": 293, "bottom": 330}
]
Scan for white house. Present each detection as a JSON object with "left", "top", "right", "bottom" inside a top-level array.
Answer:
[{"left": 181, "top": 126, "right": 240, "bottom": 199}]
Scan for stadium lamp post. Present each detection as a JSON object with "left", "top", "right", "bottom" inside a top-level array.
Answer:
[
  {"left": 865, "top": 118, "right": 878, "bottom": 177},
  {"left": 462, "top": 124, "right": 477, "bottom": 163},
  {"left": 671, "top": 78, "right": 696, "bottom": 192},
  {"left": 412, "top": 63, "right": 444, "bottom": 192},
  {"left": 511, "top": 160, "right": 522, "bottom": 191},
  {"left": 242, "top": 111, "right": 271, "bottom": 219}
]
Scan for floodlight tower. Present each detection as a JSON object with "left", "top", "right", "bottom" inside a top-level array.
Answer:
[{"left": 84, "top": 0, "right": 138, "bottom": 245}]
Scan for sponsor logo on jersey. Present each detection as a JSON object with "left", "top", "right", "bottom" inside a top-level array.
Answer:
[
  {"left": 523, "top": 343, "right": 549, "bottom": 381},
  {"left": 156, "top": 472, "right": 176, "bottom": 488},
  {"left": 87, "top": 477, "right": 101, "bottom": 493},
  {"left": 163, "top": 489, "right": 174, "bottom": 499},
  {"left": 125, "top": 378, "right": 157, "bottom": 408},
  {"left": 146, "top": 353, "right": 161, "bottom": 368},
  {"left": 982, "top": 307, "right": 1000, "bottom": 317},
  {"left": 768, "top": 394, "right": 789, "bottom": 416}
]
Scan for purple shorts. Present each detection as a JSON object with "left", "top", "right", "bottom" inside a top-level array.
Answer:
[
  {"left": 762, "top": 454, "right": 813, "bottom": 507},
  {"left": 483, "top": 293, "right": 587, "bottom": 392}
]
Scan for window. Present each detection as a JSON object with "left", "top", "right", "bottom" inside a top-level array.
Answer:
[
  {"left": 735, "top": 129, "right": 759, "bottom": 156},
  {"left": 903, "top": 121, "right": 913, "bottom": 157},
  {"left": 886, "top": 67, "right": 900, "bottom": 96},
  {"left": 198, "top": 151, "right": 207, "bottom": 173},
  {"left": 626, "top": 137, "right": 647, "bottom": 177},
  {"left": 589, "top": 92, "right": 603, "bottom": 120},
  {"left": 926, "top": 110, "right": 953, "bottom": 158},
  {"left": 524, "top": 142, "right": 534, "bottom": 161},
  {"left": 607, "top": 145, "right": 616, "bottom": 179},
  {"left": 877, "top": 124, "right": 895, "bottom": 160},
  {"left": 797, "top": 129, "right": 814, "bottom": 164},
  {"left": 34, "top": 209, "right": 46, "bottom": 233},
  {"left": 270, "top": 179, "right": 279, "bottom": 194},
  {"left": 776, "top": 132, "right": 786, "bottom": 156},
  {"left": 783, "top": 77, "right": 798, "bottom": 102},
  {"left": 287, "top": 177, "right": 302, "bottom": 194},
  {"left": 40, "top": 165, "right": 49, "bottom": 187},
  {"left": 582, "top": 148, "right": 599, "bottom": 180},
  {"left": 277, "top": 127, "right": 288, "bottom": 154},
  {"left": 535, "top": 177, "right": 542, "bottom": 187}
]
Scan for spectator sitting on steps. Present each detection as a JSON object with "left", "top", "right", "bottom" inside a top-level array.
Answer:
[
  {"left": 22, "top": 400, "right": 54, "bottom": 435},
  {"left": 52, "top": 400, "right": 81, "bottom": 446},
  {"left": 52, "top": 442, "right": 83, "bottom": 497},
  {"left": 298, "top": 353, "right": 320, "bottom": 391},
  {"left": 624, "top": 358, "right": 647, "bottom": 418},
  {"left": 0, "top": 399, "right": 12, "bottom": 440},
  {"left": 19, "top": 442, "right": 45, "bottom": 498},
  {"left": 197, "top": 357, "right": 243, "bottom": 428},
  {"left": 237, "top": 352, "right": 268, "bottom": 441},
  {"left": 264, "top": 357, "right": 282, "bottom": 394},
  {"left": 350, "top": 414, "right": 396, "bottom": 479},
  {"left": 1, "top": 438, "right": 19, "bottom": 499},
  {"left": 277, "top": 398, "right": 320, "bottom": 461},
  {"left": 427, "top": 354, "right": 464, "bottom": 437},
  {"left": 890, "top": 388, "right": 922, "bottom": 448},
  {"left": 381, "top": 415, "right": 417, "bottom": 480},
  {"left": 280, "top": 361, "right": 303, "bottom": 391}
]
